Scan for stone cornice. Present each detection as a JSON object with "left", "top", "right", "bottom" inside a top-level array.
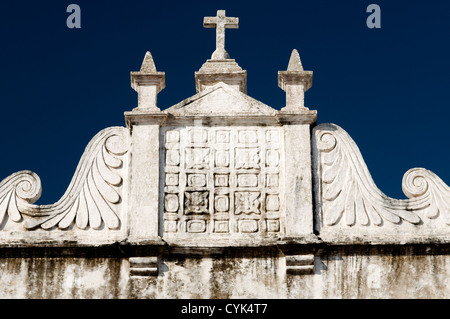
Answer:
[{"left": 124, "top": 110, "right": 169, "bottom": 128}]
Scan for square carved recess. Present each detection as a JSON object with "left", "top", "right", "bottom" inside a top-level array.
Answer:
[{"left": 162, "top": 126, "right": 283, "bottom": 236}]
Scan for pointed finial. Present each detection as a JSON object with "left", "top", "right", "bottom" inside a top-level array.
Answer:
[
  {"left": 287, "top": 49, "right": 304, "bottom": 72},
  {"left": 140, "top": 51, "right": 157, "bottom": 73},
  {"left": 278, "top": 49, "right": 313, "bottom": 110},
  {"left": 130, "top": 51, "right": 165, "bottom": 110}
]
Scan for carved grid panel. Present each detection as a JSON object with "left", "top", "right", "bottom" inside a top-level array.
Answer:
[{"left": 163, "top": 126, "right": 283, "bottom": 235}]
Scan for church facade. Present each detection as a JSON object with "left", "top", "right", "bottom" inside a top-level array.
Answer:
[{"left": 1, "top": 10, "right": 450, "bottom": 298}]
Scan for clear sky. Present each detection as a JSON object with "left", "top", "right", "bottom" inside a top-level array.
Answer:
[{"left": 0, "top": 0, "right": 449, "bottom": 204}]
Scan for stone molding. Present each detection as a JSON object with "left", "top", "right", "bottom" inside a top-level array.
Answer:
[
  {"left": 129, "top": 257, "right": 159, "bottom": 277},
  {"left": 195, "top": 59, "right": 247, "bottom": 94},
  {"left": 286, "top": 254, "right": 315, "bottom": 274}
]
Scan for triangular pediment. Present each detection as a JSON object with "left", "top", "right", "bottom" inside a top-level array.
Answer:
[{"left": 164, "top": 82, "right": 278, "bottom": 116}]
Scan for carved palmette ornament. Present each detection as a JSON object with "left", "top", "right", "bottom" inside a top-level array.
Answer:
[
  {"left": 0, "top": 127, "right": 130, "bottom": 230},
  {"left": 313, "top": 123, "right": 450, "bottom": 227}
]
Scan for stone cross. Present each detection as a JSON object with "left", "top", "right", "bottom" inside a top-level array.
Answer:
[{"left": 204, "top": 10, "right": 239, "bottom": 60}]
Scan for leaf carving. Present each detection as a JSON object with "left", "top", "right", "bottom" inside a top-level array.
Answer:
[
  {"left": 0, "top": 171, "right": 41, "bottom": 226},
  {"left": 0, "top": 127, "right": 130, "bottom": 230},
  {"left": 402, "top": 167, "right": 450, "bottom": 225},
  {"left": 313, "top": 123, "right": 440, "bottom": 227}
]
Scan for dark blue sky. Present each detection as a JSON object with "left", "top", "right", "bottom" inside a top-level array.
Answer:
[{"left": 0, "top": 0, "right": 449, "bottom": 204}]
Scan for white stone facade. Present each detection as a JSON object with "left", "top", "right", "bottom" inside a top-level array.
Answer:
[{"left": 1, "top": 10, "right": 450, "bottom": 299}]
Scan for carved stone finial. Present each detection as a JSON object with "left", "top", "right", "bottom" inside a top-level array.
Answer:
[
  {"left": 131, "top": 51, "right": 165, "bottom": 111},
  {"left": 278, "top": 49, "right": 313, "bottom": 111},
  {"left": 140, "top": 51, "right": 157, "bottom": 73},
  {"left": 287, "top": 49, "right": 304, "bottom": 72}
]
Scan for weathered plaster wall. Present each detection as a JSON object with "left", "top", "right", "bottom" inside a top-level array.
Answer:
[
  {"left": 0, "top": 257, "right": 129, "bottom": 299},
  {"left": 1, "top": 246, "right": 449, "bottom": 299},
  {"left": 291, "top": 246, "right": 450, "bottom": 299}
]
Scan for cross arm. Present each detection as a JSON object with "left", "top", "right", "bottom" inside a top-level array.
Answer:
[
  {"left": 224, "top": 17, "right": 239, "bottom": 28},
  {"left": 203, "top": 17, "right": 239, "bottom": 28},
  {"left": 203, "top": 17, "right": 217, "bottom": 28}
]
